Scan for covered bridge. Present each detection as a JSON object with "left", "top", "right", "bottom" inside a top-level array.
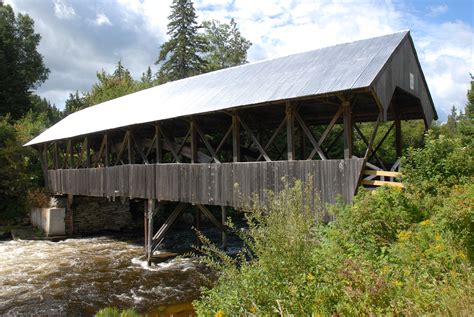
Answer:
[{"left": 26, "top": 30, "right": 436, "bottom": 261}]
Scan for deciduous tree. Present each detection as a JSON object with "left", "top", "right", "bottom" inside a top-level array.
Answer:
[
  {"left": 0, "top": 4, "right": 49, "bottom": 119},
  {"left": 202, "top": 18, "right": 252, "bottom": 71}
]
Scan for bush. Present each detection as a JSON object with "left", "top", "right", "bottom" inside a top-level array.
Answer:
[
  {"left": 0, "top": 113, "right": 47, "bottom": 220},
  {"left": 26, "top": 188, "right": 51, "bottom": 208},
  {"left": 402, "top": 132, "right": 474, "bottom": 196},
  {"left": 194, "top": 181, "right": 473, "bottom": 316}
]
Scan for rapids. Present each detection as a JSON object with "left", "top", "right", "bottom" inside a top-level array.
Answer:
[{"left": 0, "top": 237, "right": 209, "bottom": 316}]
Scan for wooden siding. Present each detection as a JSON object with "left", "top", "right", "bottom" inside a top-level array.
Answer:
[
  {"left": 47, "top": 159, "right": 364, "bottom": 207},
  {"left": 372, "top": 36, "right": 436, "bottom": 123}
]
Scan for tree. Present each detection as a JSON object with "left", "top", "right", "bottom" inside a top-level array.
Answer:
[
  {"left": 139, "top": 66, "right": 156, "bottom": 90},
  {"left": 202, "top": 18, "right": 252, "bottom": 71},
  {"left": 465, "top": 74, "right": 474, "bottom": 119},
  {"left": 0, "top": 4, "right": 49, "bottom": 119},
  {"left": 457, "top": 75, "right": 474, "bottom": 145},
  {"left": 29, "top": 94, "right": 61, "bottom": 125},
  {"left": 155, "top": 0, "right": 207, "bottom": 83},
  {"left": 63, "top": 61, "right": 145, "bottom": 115},
  {"left": 64, "top": 91, "right": 89, "bottom": 116},
  {"left": 86, "top": 60, "right": 139, "bottom": 105}
]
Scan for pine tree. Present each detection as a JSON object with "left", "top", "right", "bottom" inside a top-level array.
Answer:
[
  {"left": 155, "top": 0, "right": 207, "bottom": 83},
  {"left": 466, "top": 74, "right": 474, "bottom": 119}
]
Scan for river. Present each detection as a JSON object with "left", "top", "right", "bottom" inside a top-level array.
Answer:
[{"left": 0, "top": 237, "right": 211, "bottom": 316}]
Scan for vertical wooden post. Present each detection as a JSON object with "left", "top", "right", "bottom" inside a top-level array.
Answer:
[
  {"left": 286, "top": 102, "right": 295, "bottom": 161},
  {"left": 342, "top": 100, "right": 353, "bottom": 159},
  {"left": 84, "top": 136, "right": 91, "bottom": 168},
  {"left": 67, "top": 139, "right": 73, "bottom": 168},
  {"left": 67, "top": 194, "right": 74, "bottom": 235},
  {"left": 221, "top": 206, "right": 227, "bottom": 250},
  {"left": 190, "top": 119, "right": 198, "bottom": 163},
  {"left": 232, "top": 112, "right": 241, "bottom": 162},
  {"left": 104, "top": 134, "right": 109, "bottom": 167},
  {"left": 53, "top": 142, "right": 59, "bottom": 170},
  {"left": 144, "top": 203, "right": 148, "bottom": 255},
  {"left": 195, "top": 207, "right": 201, "bottom": 247},
  {"left": 299, "top": 128, "right": 305, "bottom": 160},
  {"left": 128, "top": 130, "right": 134, "bottom": 164},
  {"left": 147, "top": 199, "right": 155, "bottom": 266},
  {"left": 155, "top": 124, "right": 162, "bottom": 163},
  {"left": 41, "top": 144, "right": 49, "bottom": 187}
]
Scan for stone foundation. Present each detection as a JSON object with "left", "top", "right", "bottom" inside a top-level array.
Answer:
[{"left": 63, "top": 196, "right": 133, "bottom": 234}]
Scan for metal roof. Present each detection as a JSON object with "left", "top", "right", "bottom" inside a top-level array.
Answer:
[{"left": 26, "top": 30, "right": 434, "bottom": 146}]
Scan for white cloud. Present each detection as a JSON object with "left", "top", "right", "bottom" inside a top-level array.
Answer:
[
  {"left": 5, "top": 0, "right": 472, "bottom": 120},
  {"left": 428, "top": 4, "right": 448, "bottom": 17},
  {"left": 53, "top": 0, "right": 75, "bottom": 20},
  {"left": 95, "top": 13, "right": 112, "bottom": 26}
]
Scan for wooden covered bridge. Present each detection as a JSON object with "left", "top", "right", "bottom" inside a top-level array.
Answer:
[{"left": 26, "top": 31, "right": 436, "bottom": 263}]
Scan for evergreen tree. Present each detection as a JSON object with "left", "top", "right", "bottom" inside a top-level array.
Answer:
[
  {"left": 64, "top": 91, "right": 89, "bottom": 116},
  {"left": 155, "top": 0, "right": 207, "bottom": 83},
  {"left": 0, "top": 4, "right": 49, "bottom": 119},
  {"left": 465, "top": 74, "right": 474, "bottom": 119},
  {"left": 458, "top": 75, "right": 474, "bottom": 145},
  {"left": 445, "top": 105, "right": 458, "bottom": 136},
  {"left": 202, "top": 18, "right": 252, "bottom": 71},
  {"left": 139, "top": 66, "right": 155, "bottom": 89}
]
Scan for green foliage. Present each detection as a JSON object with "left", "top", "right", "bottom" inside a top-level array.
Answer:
[
  {"left": 330, "top": 188, "right": 424, "bottom": 257},
  {"left": 0, "top": 4, "right": 49, "bottom": 119},
  {"left": 155, "top": 0, "right": 207, "bottom": 83},
  {"left": 195, "top": 129, "right": 473, "bottom": 316},
  {"left": 202, "top": 19, "right": 252, "bottom": 72},
  {"left": 95, "top": 307, "right": 140, "bottom": 317},
  {"left": 64, "top": 90, "right": 89, "bottom": 116},
  {"left": 64, "top": 61, "right": 156, "bottom": 115},
  {"left": 402, "top": 132, "right": 474, "bottom": 196},
  {"left": 434, "top": 184, "right": 474, "bottom": 261},
  {"left": 87, "top": 61, "right": 139, "bottom": 105},
  {"left": 0, "top": 112, "right": 48, "bottom": 220}
]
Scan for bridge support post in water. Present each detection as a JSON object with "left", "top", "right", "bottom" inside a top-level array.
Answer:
[
  {"left": 67, "top": 194, "right": 74, "bottom": 234},
  {"left": 146, "top": 199, "right": 156, "bottom": 266},
  {"left": 221, "top": 206, "right": 227, "bottom": 250}
]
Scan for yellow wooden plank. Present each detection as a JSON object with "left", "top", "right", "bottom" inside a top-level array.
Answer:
[
  {"left": 361, "top": 179, "right": 405, "bottom": 188},
  {"left": 363, "top": 170, "right": 402, "bottom": 177}
]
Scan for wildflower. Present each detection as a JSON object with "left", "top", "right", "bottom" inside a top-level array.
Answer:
[
  {"left": 249, "top": 304, "right": 257, "bottom": 313},
  {"left": 392, "top": 280, "right": 403, "bottom": 287},
  {"left": 420, "top": 219, "right": 431, "bottom": 226},
  {"left": 397, "top": 230, "right": 411, "bottom": 241},
  {"left": 215, "top": 310, "right": 224, "bottom": 317},
  {"left": 307, "top": 272, "right": 315, "bottom": 281},
  {"left": 457, "top": 251, "right": 467, "bottom": 259},
  {"left": 435, "top": 234, "right": 442, "bottom": 241}
]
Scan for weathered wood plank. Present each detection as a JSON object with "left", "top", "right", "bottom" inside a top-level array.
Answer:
[{"left": 48, "top": 159, "right": 364, "bottom": 207}]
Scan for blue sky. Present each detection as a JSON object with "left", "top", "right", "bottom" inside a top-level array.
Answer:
[{"left": 5, "top": 0, "right": 474, "bottom": 121}]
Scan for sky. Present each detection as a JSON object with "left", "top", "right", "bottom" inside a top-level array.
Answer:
[{"left": 4, "top": 0, "right": 474, "bottom": 121}]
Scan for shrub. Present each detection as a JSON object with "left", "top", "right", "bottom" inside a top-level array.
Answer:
[
  {"left": 402, "top": 132, "right": 474, "bottom": 196},
  {"left": 194, "top": 182, "right": 473, "bottom": 316},
  {"left": 26, "top": 188, "right": 51, "bottom": 208}
]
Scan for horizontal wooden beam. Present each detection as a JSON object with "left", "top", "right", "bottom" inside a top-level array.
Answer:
[
  {"left": 361, "top": 179, "right": 404, "bottom": 188},
  {"left": 363, "top": 170, "right": 402, "bottom": 177}
]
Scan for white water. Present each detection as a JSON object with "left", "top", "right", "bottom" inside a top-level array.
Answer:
[{"left": 0, "top": 237, "right": 207, "bottom": 315}]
